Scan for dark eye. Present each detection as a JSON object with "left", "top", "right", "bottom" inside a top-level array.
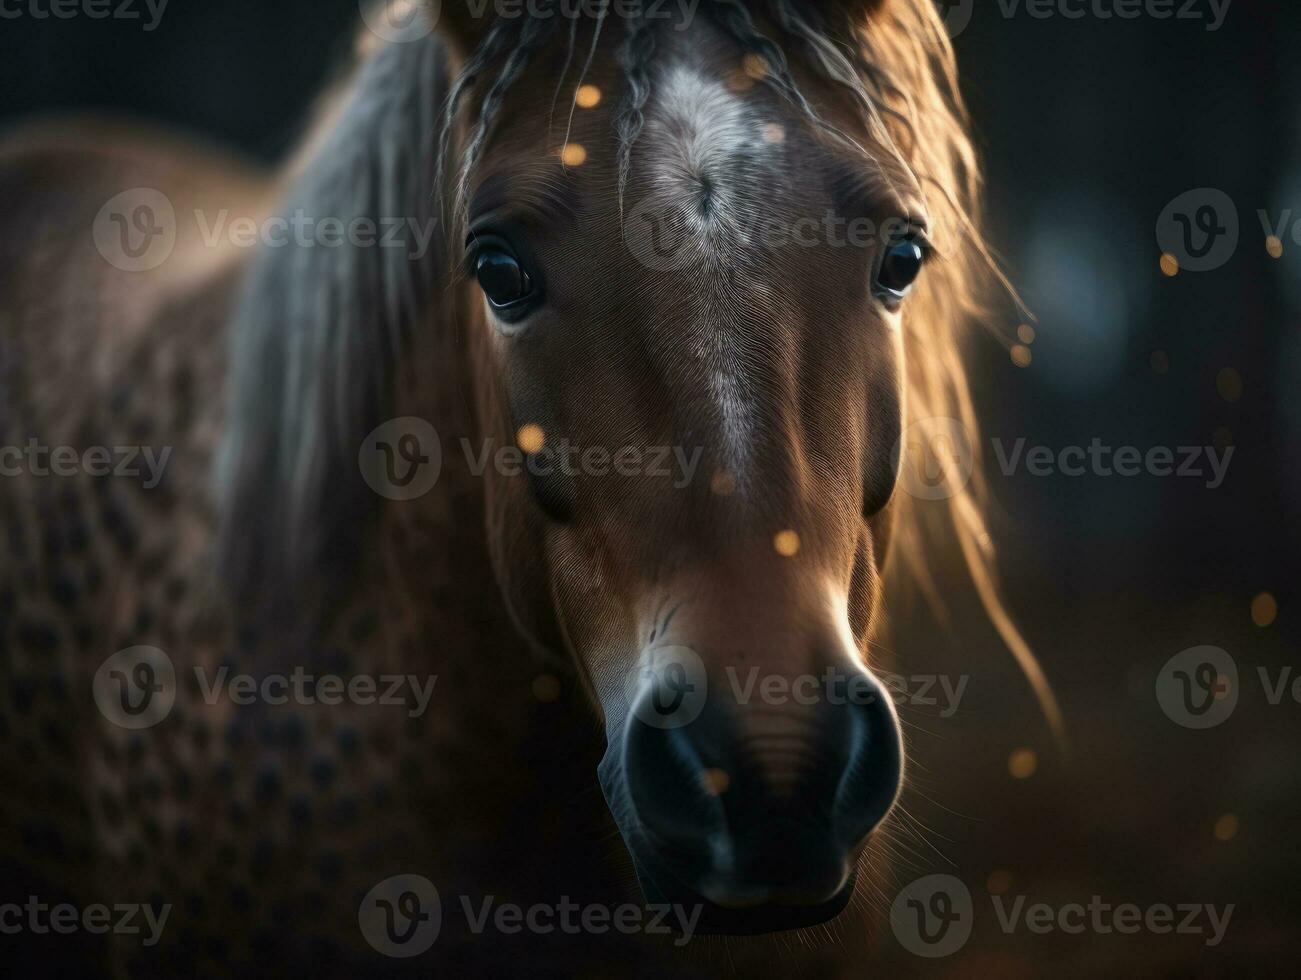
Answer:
[
  {"left": 875, "top": 236, "right": 927, "bottom": 300},
  {"left": 476, "top": 249, "right": 535, "bottom": 311}
]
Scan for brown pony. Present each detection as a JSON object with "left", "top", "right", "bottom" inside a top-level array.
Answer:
[{"left": 0, "top": 0, "right": 1056, "bottom": 975}]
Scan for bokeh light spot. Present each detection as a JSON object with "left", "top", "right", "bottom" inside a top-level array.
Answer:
[
  {"left": 1251, "top": 592, "right": 1277, "bottom": 628},
  {"left": 1008, "top": 748, "right": 1037, "bottom": 779},
  {"left": 517, "top": 424, "right": 546, "bottom": 454},
  {"left": 986, "top": 870, "right": 1013, "bottom": 895},
  {"left": 560, "top": 143, "right": 588, "bottom": 167},
  {"left": 700, "top": 768, "right": 731, "bottom": 796},
  {"left": 1216, "top": 367, "right": 1242, "bottom": 403},
  {"left": 1214, "top": 813, "right": 1239, "bottom": 841}
]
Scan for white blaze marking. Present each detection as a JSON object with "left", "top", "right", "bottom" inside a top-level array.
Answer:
[{"left": 644, "top": 63, "right": 785, "bottom": 480}]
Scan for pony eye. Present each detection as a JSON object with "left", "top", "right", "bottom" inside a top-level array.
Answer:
[
  {"left": 476, "top": 249, "right": 534, "bottom": 311},
  {"left": 875, "top": 237, "right": 927, "bottom": 300}
]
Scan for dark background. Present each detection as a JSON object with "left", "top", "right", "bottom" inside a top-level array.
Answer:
[{"left": 2, "top": 0, "right": 1296, "bottom": 974}]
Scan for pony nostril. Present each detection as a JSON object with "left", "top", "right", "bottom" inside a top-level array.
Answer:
[
  {"left": 621, "top": 690, "right": 727, "bottom": 865},
  {"left": 831, "top": 670, "right": 904, "bottom": 850}
]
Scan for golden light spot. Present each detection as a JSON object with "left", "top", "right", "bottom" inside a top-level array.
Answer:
[
  {"left": 1214, "top": 813, "right": 1239, "bottom": 842},
  {"left": 1216, "top": 367, "right": 1242, "bottom": 403},
  {"left": 517, "top": 423, "right": 546, "bottom": 454},
  {"left": 1008, "top": 748, "right": 1037, "bottom": 779},
  {"left": 710, "top": 470, "right": 737, "bottom": 497},
  {"left": 560, "top": 143, "right": 588, "bottom": 167},
  {"left": 700, "top": 768, "right": 731, "bottom": 796},
  {"left": 773, "top": 530, "right": 801, "bottom": 557},
  {"left": 532, "top": 674, "right": 561, "bottom": 703},
  {"left": 1016, "top": 323, "right": 1036, "bottom": 344},
  {"left": 1150, "top": 349, "right": 1170, "bottom": 374},
  {"left": 1159, "top": 252, "right": 1179, "bottom": 277},
  {"left": 1010, "top": 345, "right": 1032, "bottom": 368},
  {"left": 1211, "top": 425, "right": 1233, "bottom": 452},
  {"left": 1266, "top": 235, "right": 1284, "bottom": 259},
  {"left": 742, "top": 53, "right": 768, "bottom": 80},
  {"left": 574, "top": 84, "right": 602, "bottom": 109},
  {"left": 986, "top": 870, "right": 1013, "bottom": 895},
  {"left": 1251, "top": 592, "right": 1278, "bottom": 628},
  {"left": 761, "top": 123, "right": 786, "bottom": 144}
]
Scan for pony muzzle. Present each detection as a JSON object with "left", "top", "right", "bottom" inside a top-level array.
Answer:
[{"left": 598, "top": 646, "right": 903, "bottom": 934}]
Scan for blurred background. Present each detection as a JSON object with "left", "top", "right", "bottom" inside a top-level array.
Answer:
[{"left": 2, "top": 0, "right": 1296, "bottom": 974}]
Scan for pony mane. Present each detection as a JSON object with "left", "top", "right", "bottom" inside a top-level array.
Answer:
[{"left": 215, "top": 17, "right": 448, "bottom": 604}]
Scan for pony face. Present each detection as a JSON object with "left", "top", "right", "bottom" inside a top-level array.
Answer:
[{"left": 458, "top": 11, "right": 925, "bottom": 932}]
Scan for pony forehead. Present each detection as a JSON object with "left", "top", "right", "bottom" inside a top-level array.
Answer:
[{"left": 641, "top": 63, "right": 780, "bottom": 201}]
